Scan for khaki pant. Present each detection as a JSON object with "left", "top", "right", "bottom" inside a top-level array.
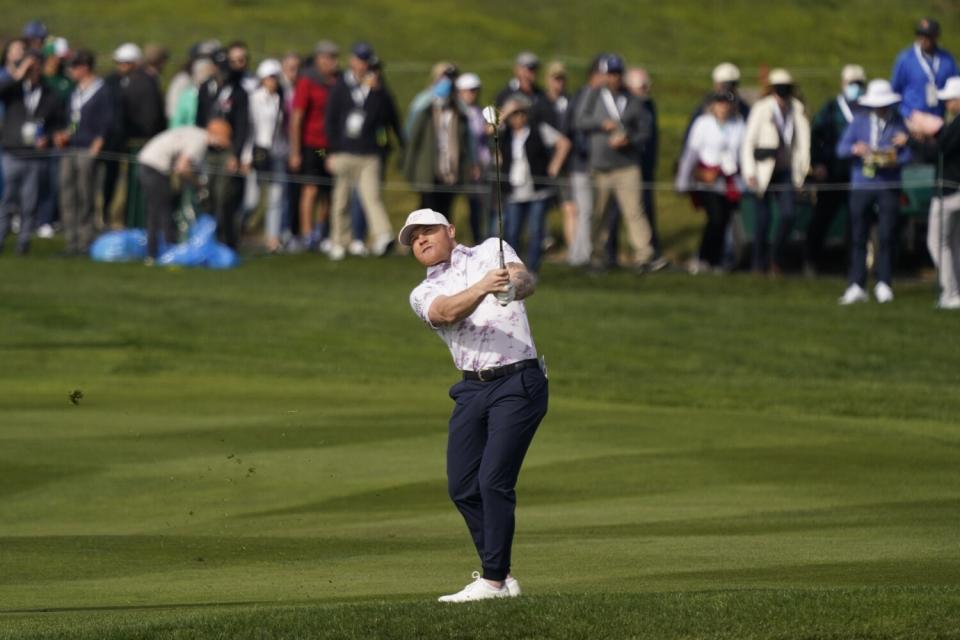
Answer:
[
  {"left": 592, "top": 165, "right": 653, "bottom": 265},
  {"left": 60, "top": 151, "right": 98, "bottom": 253},
  {"left": 330, "top": 153, "right": 391, "bottom": 248}
]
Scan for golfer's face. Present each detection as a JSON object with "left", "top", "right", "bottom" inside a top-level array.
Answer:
[{"left": 411, "top": 225, "right": 454, "bottom": 267}]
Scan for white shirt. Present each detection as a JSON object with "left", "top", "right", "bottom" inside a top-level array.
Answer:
[
  {"left": 507, "top": 122, "right": 562, "bottom": 203},
  {"left": 250, "top": 86, "right": 283, "bottom": 149},
  {"left": 410, "top": 239, "right": 538, "bottom": 371},
  {"left": 688, "top": 114, "right": 744, "bottom": 172},
  {"left": 137, "top": 126, "right": 209, "bottom": 175}
]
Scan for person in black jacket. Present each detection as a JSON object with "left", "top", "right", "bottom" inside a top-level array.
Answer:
[
  {"left": 54, "top": 49, "right": 113, "bottom": 255},
  {"left": 908, "top": 77, "right": 960, "bottom": 309},
  {"left": 0, "top": 50, "right": 63, "bottom": 255},
  {"left": 196, "top": 48, "right": 250, "bottom": 249},
  {"left": 805, "top": 64, "right": 865, "bottom": 275},
  {"left": 324, "top": 42, "right": 400, "bottom": 260}
]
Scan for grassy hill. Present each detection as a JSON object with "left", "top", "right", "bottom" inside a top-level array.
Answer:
[
  {"left": 0, "top": 249, "right": 958, "bottom": 637},
  {"left": 6, "top": 0, "right": 960, "bottom": 256}
]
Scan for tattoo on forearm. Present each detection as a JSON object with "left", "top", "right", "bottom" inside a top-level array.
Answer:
[{"left": 511, "top": 270, "right": 535, "bottom": 299}]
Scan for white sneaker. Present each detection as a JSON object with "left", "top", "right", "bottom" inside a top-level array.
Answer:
[
  {"left": 327, "top": 244, "right": 346, "bottom": 261},
  {"left": 347, "top": 239, "right": 369, "bottom": 257},
  {"left": 36, "top": 224, "right": 54, "bottom": 239},
  {"left": 371, "top": 232, "right": 394, "bottom": 257},
  {"left": 937, "top": 294, "right": 960, "bottom": 310},
  {"left": 437, "top": 572, "right": 509, "bottom": 603},
  {"left": 505, "top": 576, "right": 522, "bottom": 597},
  {"left": 318, "top": 238, "right": 333, "bottom": 256},
  {"left": 838, "top": 284, "right": 869, "bottom": 305},
  {"left": 874, "top": 282, "right": 894, "bottom": 304}
]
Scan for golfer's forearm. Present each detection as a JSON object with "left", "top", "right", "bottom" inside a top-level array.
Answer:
[
  {"left": 508, "top": 263, "right": 535, "bottom": 300},
  {"left": 428, "top": 286, "right": 487, "bottom": 325}
]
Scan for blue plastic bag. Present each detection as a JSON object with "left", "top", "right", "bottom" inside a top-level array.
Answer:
[
  {"left": 89, "top": 229, "right": 148, "bottom": 262},
  {"left": 157, "top": 214, "right": 239, "bottom": 269}
]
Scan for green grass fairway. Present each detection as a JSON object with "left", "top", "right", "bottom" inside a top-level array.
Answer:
[{"left": 1, "top": 250, "right": 958, "bottom": 638}]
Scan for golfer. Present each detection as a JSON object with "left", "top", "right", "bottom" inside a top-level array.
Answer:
[{"left": 400, "top": 208, "right": 548, "bottom": 603}]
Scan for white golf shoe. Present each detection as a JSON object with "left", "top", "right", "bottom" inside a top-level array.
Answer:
[
  {"left": 437, "top": 572, "right": 509, "bottom": 603},
  {"left": 347, "top": 239, "right": 369, "bottom": 257},
  {"left": 505, "top": 576, "right": 522, "bottom": 597},
  {"left": 838, "top": 284, "right": 869, "bottom": 305},
  {"left": 372, "top": 232, "right": 394, "bottom": 257},
  {"left": 937, "top": 294, "right": 960, "bottom": 310},
  {"left": 327, "top": 244, "right": 346, "bottom": 261},
  {"left": 874, "top": 282, "right": 894, "bottom": 304}
]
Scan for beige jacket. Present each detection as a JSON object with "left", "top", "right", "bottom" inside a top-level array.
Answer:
[{"left": 740, "top": 95, "right": 810, "bottom": 195}]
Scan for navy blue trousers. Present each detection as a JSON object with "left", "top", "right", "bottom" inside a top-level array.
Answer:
[
  {"left": 447, "top": 367, "right": 548, "bottom": 581},
  {"left": 847, "top": 187, "right": 900, "bottom": 287}
]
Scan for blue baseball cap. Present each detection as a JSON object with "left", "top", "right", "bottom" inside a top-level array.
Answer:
[
  {"left": 599, "top": 54, "right": 625, "bottom": 74},
  {"left": 351, "top": 42, "right": 375, "bottom": 61},
  {"left": 22, "top": 20, "right": 48, "bottom": 40}
]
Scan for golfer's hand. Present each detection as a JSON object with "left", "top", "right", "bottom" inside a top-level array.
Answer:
[{"left": 476, "top": 268, "right": 511, "bottom": 296}]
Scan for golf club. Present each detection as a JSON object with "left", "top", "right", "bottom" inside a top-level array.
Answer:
[{"left": 482, "top": 104, "right": 516, "bottom": 306}]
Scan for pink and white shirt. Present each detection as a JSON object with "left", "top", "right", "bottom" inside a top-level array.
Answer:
[{"left": 410, "top": 239, "right": 538, "bottom": 371}]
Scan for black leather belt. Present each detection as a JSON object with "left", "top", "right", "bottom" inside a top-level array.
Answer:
[{"left": 463, "top": 358, "right": 539, "bottom": 382}]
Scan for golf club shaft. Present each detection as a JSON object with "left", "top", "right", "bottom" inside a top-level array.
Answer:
[{"left": 492, "top": 125, "right": 505, "bottom": 269}]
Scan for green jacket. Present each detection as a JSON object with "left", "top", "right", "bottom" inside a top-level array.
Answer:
[{"left": 403, "top": 103, "right": 474, "bottom": 192}]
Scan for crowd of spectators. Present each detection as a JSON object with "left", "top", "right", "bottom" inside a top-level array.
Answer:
[{"left": 1, "top": 17, "right": 959, "bottom": 308}]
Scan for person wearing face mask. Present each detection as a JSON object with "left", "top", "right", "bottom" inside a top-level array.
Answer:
[
  {"left": 740, "top": 68, "right": 811, "bottom": 274},
  {"left": 403, "top": 65, "right": 475, "bottom": 218},
  {"left": 805, "top": 64, "right": 866, "bottom": 275},
  {"left": 836, "top": 79, "right": 911, "bottom": 305}
]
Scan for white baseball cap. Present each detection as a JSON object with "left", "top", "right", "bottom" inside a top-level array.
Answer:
[
  {"left": 768, "top": 68, "right": 793, "bottom": 86},
  {"left": 456, "top": 72, "right": 482, "bottom": 91},
  {"left": 938, "top": 76, "right": 960, "bottom": 101},
  {"left": 113, "top": 43, "right": 143, "bottom": 64},
  {"left": 398, "top": 209, "right": 451, "bottom": 246},
  {"left": 841, "top": 64, "right": 866, "bottom": 84},
  {"left": 712, "top": 62, "right": 740, "bottom": 84},
  {"left": 256, "top": 58, "right": 282, "bottom": 79}
]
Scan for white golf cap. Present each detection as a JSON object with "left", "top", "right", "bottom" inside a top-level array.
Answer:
[
  {"left": 398, "top": 208, "right": 451, "bottom": 246},
  {"left": 256, "top": 58, "right": 282, "bottom": 79},
  {"left": 859, "top": 79, "right": 901, "bottom": 108},
  {"left": 712, "top": 62, "right": 740, "bottom": 84},
  {"left": 456, "top": 72, "right": 482, "bottom": 91},
  {"left": 113, "top": 42, "right": 143, "bottom": 64},
  {"left": 768, "top": 68, "right": 793, "bottom": 86},
  {"left": 841, "top": 64, "right": 866, "bottom": 84},
  {"left": 938, "top": 76, "right": 960, "bottom": 101}
]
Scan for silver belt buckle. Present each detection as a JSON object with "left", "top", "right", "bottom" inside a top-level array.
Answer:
[{"left": 477, "top": 368, "right": 491, "bottom": 382}]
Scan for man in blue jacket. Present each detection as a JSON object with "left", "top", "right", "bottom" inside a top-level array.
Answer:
[
  {"left": 891, "top": 18, "right": 958, "bottom": 118},
  {"left": 55, "top": 50, "right": 113, "bottom": 255},
  {"left": 836, "top": 80, "right": 911, "bottom": 305}
]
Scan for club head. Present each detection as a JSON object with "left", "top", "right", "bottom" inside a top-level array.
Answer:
[{"left": 481, "top": 105, "right": 499, "bottom": 126}]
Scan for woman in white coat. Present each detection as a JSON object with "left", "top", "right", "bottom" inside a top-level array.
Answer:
[
  {"left": 740, "top": 68, "right": 810, "bottom": 273},
  {"left": 677, "top": 91, "right": 745, "bottom": 272}
]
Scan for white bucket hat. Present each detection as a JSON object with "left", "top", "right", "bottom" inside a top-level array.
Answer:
[
  {"left": 398, "top": 209, "right": 451, "bottom": 246},
  {"left": 256, "top": 58, "right": 282, "bottom": 80},
  {"left": 937, "top": 76, "right": 960, "bottom": 101},
  {"left": 859, "top": 79, "right": 901, "bottom": 108}
]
